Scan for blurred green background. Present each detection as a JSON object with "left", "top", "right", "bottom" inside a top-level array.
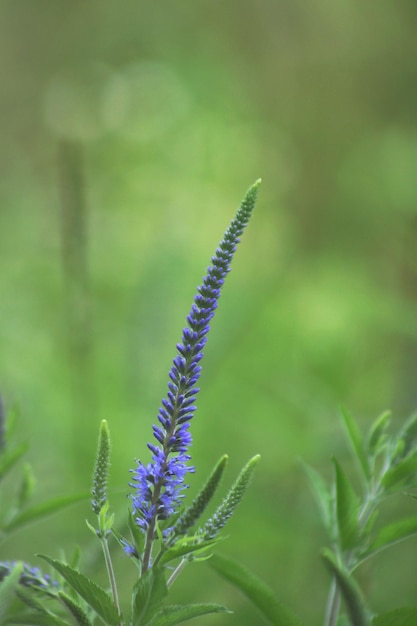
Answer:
[{"left": 0, "top": 1, "right": 416, "bottom": 624}]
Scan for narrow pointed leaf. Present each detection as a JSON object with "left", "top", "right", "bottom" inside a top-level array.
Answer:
[
  {"left": 0, "top": 443, "right": 29, "bottom": 482},
  {"left": 340, "top": 407, "right": 370, "bottom": 481},
  {"left": 0, "top": 562, "right": 24, "bottom": 623},
  {"left": 321, "top": 548, "right": 369, "bottom": 626},
  {"left": 59, "top": 591, "right": 94, "bottom": 626},
  {"left": 14, "top": 587, "right": 67, "bottom": 626},
  {"left": 367, "top": 411, "right": 390, "bottom": 456},
  {"left": 333, "top": 458, "right": 361, "bottom": 551},
  {"left": 209, "top": 553, "right": 304, "bottom": 626},
  {"left": 6, "top": 611, "right": 66, "bottom": 626},
  {"left": 4, "top": 493, "right": 90, "bottom": 533},
  {"left": 159, "top": 537, "right": 221, "bottom": 566},
  {"left": 38, "top": 555, "right": 120, "bottom": 626},
  {"left": 132, "top": 567, "right": 167, "bottom": 626},
  {"left": 149, "top": 603, "right": 230, "bottom": 625},
  {"left": 302, "top": 462, "right": 332, "bottom": 532},
  {"left": 398, "top": 414, "right": 417, "bottom": 459},
  {"left": 372, "top": 608, "right": 417, "bottom": 626},
  {"left": 381, "top": 452, "right": 417, "bottom": 491},
  {"left": 362, "top": 516, "right": 417, "bottom": 558},
  {"left": 17, "top": 464, "right": 36, "bottom": 511}
]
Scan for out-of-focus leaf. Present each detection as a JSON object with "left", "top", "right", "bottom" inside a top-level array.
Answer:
[
  {"left": 367, "top": 411, "right": 391, "bottom": 457},
  {"left": 209, "top": 553, "right": 304, "bottom": 626},
  {"left": 361, "top": 516, "right": 417, "bottom": 559},
  {"left": 5, "top": 611, "right": 65, "bottom": 626},
  {"left": 0, "top": 443, "right": 29, "bottom": 482},
  {"left": 372, "top": 607, "right": 417, "bottom": 626},
  {"left": 360, "top": 509, "right": 379, "bottom": 541},
  {"left": 302, "top": 462, "right": 333, "bottom": 532},
  {"left": 17, "top": 464, "right": 36, "bottom": 510},
  {"left": 149, "top": 603, "right": 230, "bottom": 625},
  {"left": 38, "top": 555, "right": 119, "bottom": 626},
  {"left": 4, "top": 493, "right": 89, "bottom": 533},
  {"left": 333, "top": 458, "right": 361, "bottom": 551},
  {"left": 132, "top": 567, "right": 167, "bottom": 626},
  {"left": 340, "top": 407, "right": 370, "bottom": 482},
  {"left": 397, "top": 414, "right": 417, "bottom": 460},
  {"left": 321, "top": 548, "right": 369, "bottom": 626},
  {"left": 15, "top": 586, "right": 66, "bottom": 625},
  {"left": 0, "top": 562, "right": 23, "bottom": 624},
  {"left": 381, "top": 452, "right": 417, "bottom": 491}
]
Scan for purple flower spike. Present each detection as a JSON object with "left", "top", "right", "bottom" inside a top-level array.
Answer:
[{"left": 128, "top": 181, "right": 261, "bottom": 565}]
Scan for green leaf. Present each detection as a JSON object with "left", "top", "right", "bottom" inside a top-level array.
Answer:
[
  {"left": 333, "top": 458, "right": 361, "bottom": 551},
  {"left": 5, "top": 610, "right": 66, "bottom": 626},
  {"left": 17, "top": 464, "right": 36, "bottom": 511},
  {"left": 15, "top": 586, "right": 67, "bottom": 625},
  {"left": 362, "top": 516, "right": 417, "bottom": 558},
  {"left": 0, "top": 562, "right": 24, "bottom": 624},
  {"left": 149, "top": 603, "right": 230, "bottom": 625},
  {"left": 360, "top": 509, "right": 379, "bottom": 542},
  {"left": 367, "top": 411, "right": 391, "bottom": 457},
  {"left": 302, "top": 462, "right": 333, "bottom": 533},
  {"left": 321, "top": 548, "right": 369, "bottom": 626},
  {"left": 38, "top": 555, "right": 120, "bottom": 626},
  {"left": 0, "top": 443, "right": 29, "bottom": 482},
  {"left": 4, "top": 493, "right": 89, "bottom": 533},
  {"left": 372, "top": 607, "right": 417, "bottom": 626},
  {"left": 209, "top": 553, "right": 304, "bottom": 626},
  {"left": 381, "top": 452, "right": 417, "bottom": 491},
  {"left": 159, "top": 537, "right": 221, "bottom": 566},
  {"left": 132, "top": 567, "right": 167, "bottom": 626},
  {"left": 398, "top": 414, "right": 417, "bottom": 459},
  {"left": 340, "top": 407, "right": 370, "bottom": 481},
  {"left": 128, "top": 509, "right": 145, "bottom": 557},
  {"left": 70, "top": 545, "right": 82, "bottom": 570},
  {"left": 59, "top": 591, "right": 93, "bottom": 626}
]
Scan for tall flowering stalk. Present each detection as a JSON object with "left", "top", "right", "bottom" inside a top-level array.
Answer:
[
  {"left": 0, "top": 183, "right": 262, "bottom": 626},
  {"left": 130, "top": 180, "right": 261, "bottom": 573}
]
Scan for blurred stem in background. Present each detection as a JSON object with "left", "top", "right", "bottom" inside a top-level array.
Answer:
[
  {"left": 58, "top": 139, "right": 97, "bottom": 476},
  {"left": 398, "top": 214, "right": 417, "bottom": 412}
]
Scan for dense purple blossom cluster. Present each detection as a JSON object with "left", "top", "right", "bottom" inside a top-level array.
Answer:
[{"left": 129, "top": 182, "right": 260, "bottom": 538}]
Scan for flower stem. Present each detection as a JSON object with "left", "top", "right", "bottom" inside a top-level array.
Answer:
[
  {"left": 324, "top": 578, "right": 340, "bottom": 626},
  {"left": 100, "top": 537, "right": 122, "bottom": 624},
  {"left": 167, "top": 557, "right": 188, "bottom": 588}
]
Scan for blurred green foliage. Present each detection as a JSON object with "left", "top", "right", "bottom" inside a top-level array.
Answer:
[{"left": 0, "top": 1, "right": 416, "bottom": 624}]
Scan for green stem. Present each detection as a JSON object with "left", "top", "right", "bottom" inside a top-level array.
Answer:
[
  {"left": 324, "top": 578, "right": 340, "bottom": 626},
  {"left": 167, "top": 558, "right": 188, "bottom": 588},
  {"left": 101, "top": 537, "right": 122, "bottom": 624},
  {"left": 141, "top": 483, "right": 162, "bottom": 574}
]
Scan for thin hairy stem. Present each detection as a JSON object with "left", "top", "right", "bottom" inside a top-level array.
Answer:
[
  {"left": 101, "top": 537, "right": 122, "bottom": 624},
  {"left": 324, "top": 578, "right": 340, "bottom": 626},
  {"left": 167, "top": 558, "right": 188, "bottom": 588}
]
